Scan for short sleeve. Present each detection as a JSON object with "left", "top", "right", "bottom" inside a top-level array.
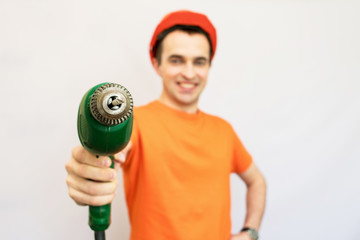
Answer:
[{"left": 231, "top": 131, "right": 253, "bottom": 173}]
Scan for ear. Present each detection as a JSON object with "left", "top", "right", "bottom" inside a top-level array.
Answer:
[{"left": 151, "top": 58, "right": 161, "bottom": 76}]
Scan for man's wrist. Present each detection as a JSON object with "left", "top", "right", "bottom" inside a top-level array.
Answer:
[{"left": 240, "top": 227, "right": 259, "bottom": 240}]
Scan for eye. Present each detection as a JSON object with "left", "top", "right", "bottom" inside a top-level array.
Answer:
[
  {"left": 169, "top": 58, "right": 183, "bottom": 64},
  {"left": 194, "top": 59, "right": 207, "bottom": 66}
]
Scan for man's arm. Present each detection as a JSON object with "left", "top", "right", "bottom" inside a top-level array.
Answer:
[{"left": 231, "top": 163, "right": 267, "bottom": 240}]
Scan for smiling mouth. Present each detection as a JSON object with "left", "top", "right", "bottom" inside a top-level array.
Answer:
[{"left": 177, "top": 82, "right": 198, "bottom": 89}]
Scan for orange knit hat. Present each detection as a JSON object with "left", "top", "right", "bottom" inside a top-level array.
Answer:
[{"left": 149, "top": 10, "right": 217, "bottom": 61}]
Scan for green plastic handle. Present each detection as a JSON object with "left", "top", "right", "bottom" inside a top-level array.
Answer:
[
  {"left": 88, "top": 156, "right": 114, "bottom": 231},
  {"left": 89, "top": 204, "right": 111, "bottom": 231}
]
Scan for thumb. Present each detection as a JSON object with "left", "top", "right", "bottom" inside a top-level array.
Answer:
[{"left": 114, "top": 141, "right": 132, "bottom": 164}]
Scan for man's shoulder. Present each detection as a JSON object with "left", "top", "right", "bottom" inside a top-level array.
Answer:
[
  {"left": 201, "top": 111, "right": 233, "bottom": 130},
  {"left": 133, "top": 101, "right": 157, "bottom": 114}
]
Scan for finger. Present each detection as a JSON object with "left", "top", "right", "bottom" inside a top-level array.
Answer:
[
  {"left": 66, "top": 173, "right": 118, "bottom": 196},
  {"left": 114, "top": 141, "right": 132, "bottom": 164},
  {"left": 72, "top": 146, "right": 112, "bottom": 168},
  {"left": 67, "top": 157, "right": 116, "bottom": 181},
  {"left": 68, "top": 186, "right": 116, "bottom": 206}
]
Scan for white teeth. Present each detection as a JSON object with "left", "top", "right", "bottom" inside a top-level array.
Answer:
[{"left": 179, "top": 83, "right": 195, "bottom": 89}]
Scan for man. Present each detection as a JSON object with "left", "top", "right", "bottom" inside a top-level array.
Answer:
[{"left": 66, "top": 10, "right": 266, "bottom": 240}]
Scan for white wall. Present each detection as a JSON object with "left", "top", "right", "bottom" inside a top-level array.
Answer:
[{"left": 1, "top": 0, "right": 359, "bottom": 239}]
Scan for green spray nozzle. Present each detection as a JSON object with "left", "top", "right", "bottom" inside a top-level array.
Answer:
[{"left": 77, "top": 82, "right": 133, "bottom": 239}]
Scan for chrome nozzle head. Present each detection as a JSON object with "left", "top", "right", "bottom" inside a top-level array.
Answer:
[{"left": 90, "top": 83, "right": 133, "bottom": 126}]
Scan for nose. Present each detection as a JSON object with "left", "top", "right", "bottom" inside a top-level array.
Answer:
[{"left": 181, "top": 62, "right": 196, "bottom": 80}]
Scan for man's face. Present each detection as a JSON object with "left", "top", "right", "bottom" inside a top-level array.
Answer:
[{"left": 153, "top": 30, "right": 211, "bottom": 112}]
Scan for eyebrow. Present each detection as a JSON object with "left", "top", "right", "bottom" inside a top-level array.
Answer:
[
  {"left": 167, "top": 54, "right": 209, "bottom": 62},
  {"left": 168, "top": 54, "right": 184, "bottom": 60}
]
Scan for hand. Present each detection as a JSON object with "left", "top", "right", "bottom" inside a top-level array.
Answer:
[
  {"left": 230, "top": 232, "right": 252, "bottom": 240},
  {"left": 65, "top": 146, "right": 118, "bottom": 206}
]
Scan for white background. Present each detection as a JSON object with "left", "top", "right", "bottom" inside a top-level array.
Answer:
[{"left": 1, "top": 0, "right": 359, "bottom": 239}]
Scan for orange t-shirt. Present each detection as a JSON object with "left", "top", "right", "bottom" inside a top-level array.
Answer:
[{"left": 122, "top": 101, "right": 252, "bottom": 240}]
